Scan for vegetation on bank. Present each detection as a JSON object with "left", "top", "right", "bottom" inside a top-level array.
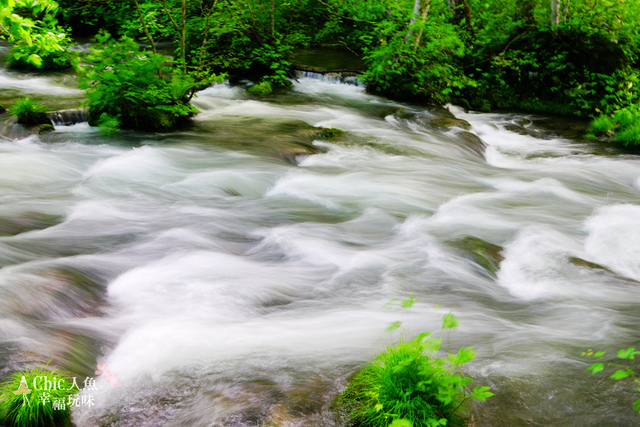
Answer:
[
  {"left": 4, "top": 0, "right": 640, "bottom": 143},
  {"left": 336, "top": 312, "right": 493, "bottom": 427}
]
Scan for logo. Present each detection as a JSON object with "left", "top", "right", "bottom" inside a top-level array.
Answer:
[{"left": 7, "top": 364, "right": 120, "bottom": 411}]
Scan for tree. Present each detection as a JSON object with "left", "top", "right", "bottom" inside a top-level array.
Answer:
[{"left": 0, "top": 0, "right": 68, "bottom": 68}]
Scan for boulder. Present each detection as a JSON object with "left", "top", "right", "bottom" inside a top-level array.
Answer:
[{"left": 427, "top": 116, "right": 472, "bottom": 130}]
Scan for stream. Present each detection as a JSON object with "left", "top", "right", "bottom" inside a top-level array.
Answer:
[{"left": 1, "top": 63, "right": 639, "bottom": 426}]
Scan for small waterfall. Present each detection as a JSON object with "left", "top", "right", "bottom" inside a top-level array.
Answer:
[
  {"left": 294, "top": 70, "right": 363, "bottom": 86},
  {"left": 49, "top": 108, "right": 88, "bottom": 126}
]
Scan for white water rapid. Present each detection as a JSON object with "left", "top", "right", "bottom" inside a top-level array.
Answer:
[{"left": 1, "top": 74, "right": 639, "bottom": 426}]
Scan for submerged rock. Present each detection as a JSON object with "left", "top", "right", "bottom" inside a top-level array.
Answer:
[
  {"left": 448, "top": 236, "right": 504, "bottom": 275},
  {"left": 378, "top": 107, "right": 414, "bottom": 120},
  {"left": 427, "top": 116, "right": 472, "bottom": 130},
  {"left": 0, "top": 212, "right": 63, "bottom": 236},
  {"left": 457, "top": 131, "right": 487, "bottom": 156}
]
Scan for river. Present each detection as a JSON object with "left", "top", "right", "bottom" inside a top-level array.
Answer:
[{"left": 0, "top": 65, "right": 639, "bottom": 426}]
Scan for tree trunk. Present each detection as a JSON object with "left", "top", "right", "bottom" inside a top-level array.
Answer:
[
  {"left": 551, "top": 0, "right": 561, "bottom": 28},
  {"left": 562, "top": 0, "right": 570, "bottom": 22},
  {"left": 270, "top": 0, "right": 275, "bottom": 40},
  {"left": 447, "top": 0, "right": 472, "bottom": 31},
  {"left": 515, "top": 0, "right": 536, "bottom": 25},
  {"left": 133, "top": 0, "right": 157, "bottom": 54},
  {"left": 413, "top": 0, "right": 432, "bottom": 50},
  {"left": 404, "top": 0, "right": 421, "bottom": 44}
]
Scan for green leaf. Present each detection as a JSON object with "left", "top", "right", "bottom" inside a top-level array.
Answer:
[
  {"left": 610, "top": 369, "right": 631, "bottom": 380},
  {"left": 402, "top": 295, "right": 417, "bottom": 308},
  {"left": 634, "top": 398, "right": 640, "bottom": 413},
  {"left": 471, "top": 386, "right": 494, "bottom": 402},
  {"left": 587, "top": 363, "right": 604, "bottom": 375},
  {"left": 386, "top": 321, "right": 402, "bottom": 332},
  {"left": 450, "top": 347, "right": 475, "bottom": 366},
  {"left": 442, "top": 313, "right": 459, "bottom": 329},
  {"left": 389, "top": 419, "right": 413, "bottom": 427},
  {"left": 618, "top": 348, "right": 636, "bottom": 360}
]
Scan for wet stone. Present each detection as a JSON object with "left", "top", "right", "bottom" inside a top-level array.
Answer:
[{"left": 426, "top": 116, "right": 472, "bottom": 130}]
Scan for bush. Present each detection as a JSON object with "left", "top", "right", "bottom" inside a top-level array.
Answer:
[
  {"left": 336, "top": 314, "right": 492, "bottom": 427},
  {"left": 79, "top": 32, "right": 221, "bottom": 131},
  {"left": 588, "top": 105, "right": 640, "bottom": 150},
  {"left": 12, "top": 98, "right": 52, "bottom": 126},
  {"left": 0, "top": 366, "right": 78, "bottom": 427}
]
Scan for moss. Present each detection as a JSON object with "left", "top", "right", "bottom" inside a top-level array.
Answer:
[
  {"left": 246, "top": 81, "right": 273, "bottom": 96},
  {"left": 319, "top": 127, "right": 344, "bottom": 140},
  {"left": 37, "top": 124, "right": 55, "bottom": 134}
]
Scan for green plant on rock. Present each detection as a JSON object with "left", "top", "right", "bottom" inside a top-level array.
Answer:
[
  {"left": 584, "top": 347, "right": 640, "bottom": 413},
  {"left": 12, "top": 97, "right": 51, "bottom": 126},
  {"left": 0, "top": 365, "right": 78, "bottom": 427},
  {"left": 79, "top": 31, "right": 223, "bottom": 131},
  {"left": 588, "top": 105, "right": 640, "bottom": 150},
  {"left": 337, "top": 313, "right": 492, "bottom": 427}
]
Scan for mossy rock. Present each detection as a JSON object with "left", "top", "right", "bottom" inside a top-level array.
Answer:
[
  {"left": 568, "top": 256, "right": 639, "bottom": 283},
  {"left": 427, "top": 116, "right": 472, "bottom": 130},
  {"left": 37, "top": 124, "right": 55, "bottom": 134},
  {"left": 247, "top": 81, "right": 273, "bottom": 96},
  {"left": 448, "top": 236, "right": 504, "bottom": 275},
  {"left": 319, "top": 127, "right": 344, "bottom": 140},
  {"left": 17, "top": 111, "right": 52, "bottom": 127}
]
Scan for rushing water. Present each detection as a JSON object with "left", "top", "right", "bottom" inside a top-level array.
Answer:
[{"left": 1, "top": 70, "right": 639, "bottom": 426}]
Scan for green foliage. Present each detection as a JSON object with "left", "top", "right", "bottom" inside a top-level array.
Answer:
[
  {"left": 587, "top": 105, "right": 640, "bottom": 150},
  {"left": 584, "top": 347, "right": 640, "bottom": 413},
  {"left": 337, "top": 314, "right": 492, "bottom": 427},
  {"left": 588, "top": 115, "right": 615, "bottom": 136},
  {"left": 363, "top": 7, "right": 471, "bottom": 103},
  {"left": 79, "top": 32, "right": 222, "bottom": 131},
  {"left": 12, "top": 97, "right": 51, "bottom": 126},
  {"left": 1, "top": 0, "right": 68, "bottom": 69},
  {"left": 0, "top": 365, "right": 78, "bottom": 427},
  {"left": 8, "top": 17, "right": 72, "bottom": 70}
]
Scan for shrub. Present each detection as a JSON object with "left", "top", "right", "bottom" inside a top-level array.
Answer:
[
  {"left": 336, "top": 314, "right": 492, "bottom": 427},
  {"left": 588, "top": 115, "right": 616, "bottom": 136},
  {"left": 588, "top": 105, "right": 640, "bottom": 149},
  {"left": 12, "top": 98, "right": 52, "bottom": 126},
  {"left": 79, "top": 31, "right": 222, "bottom": 131},
  {"left": 0, "top": 366, "right": 78, "bottom": 427}
]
